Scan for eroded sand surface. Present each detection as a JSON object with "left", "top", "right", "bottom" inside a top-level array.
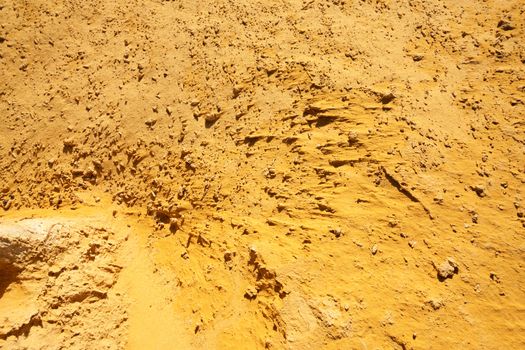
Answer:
[{"left": 0, "top": 0, "right": 524, "bottom": 349}]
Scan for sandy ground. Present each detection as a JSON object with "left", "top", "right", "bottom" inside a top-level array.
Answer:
[{"left": 0, "top": 0, "right": 524, "bottom": 349}]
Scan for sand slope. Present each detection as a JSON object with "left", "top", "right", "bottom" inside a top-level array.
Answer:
[{"left": 1, "top": 0, "right": 524, "bottom": 349}]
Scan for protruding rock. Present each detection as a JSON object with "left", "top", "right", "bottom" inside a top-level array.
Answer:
[
  {"left": 145, "top": 118, "right": 157, "bottom": 128},
  {"left": 426, "top": 298, "right": 444, "bottom": 310},
  {"left": 330, "top": 228, "right": 343, "bottom": 238},
  {"left": 244, "top": 286, "right": 257, "bottom": 300},
  {"left": 470, "top": 184, "right": 486, "bottom": 197},
  {"left": 412, "top": 54, "right": 424, "bottom": 62},
  {"left": 497, "top": 20, "right": 514, "bottom": 31},
  {"left": 380, "top": 92, "right": 396, "bottom": 104},
  {"left": 436, "top": 257, "right": 458, "bottom": 281}
]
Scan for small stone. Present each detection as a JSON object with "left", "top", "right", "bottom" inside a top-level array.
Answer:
[
  {"left": 470, "top": 184, "right": 486, "bottom": 197},
  {"left": 380, "top": 92, "right": 396, "bottom": 104},
  {"left": 145, "top": 118, "right": 157, "bottom": 127},
  {"left": 348, "top": 131, "right": 359, "bottom": 145},
  {"left": 169, "top": 218, "right": 180, "bottom": 232},
  {"left": 489, "top": 272, "right": 500, "bottom": 283},
  {"left": 71, "top": 168, "right": 84, "bottom": 177},
  {"left": 436, "top": 257, "right": 458, "bottom": 280},
  {"left": 232, "top": 85, "right": 244, "bottom": 98},
  {"left": 412, "top": 54, "right": 424, "bottom": 62},
  {"left": 433, "top": 194, "right": 444, "bottom": 205},
  {"left": 426, "top": 298, "right": 444, "bottom": 310},
  {"left": 371, "top": 244, "right": 378, "bottom": 255},
  {"left": 330, "top": 228, "right": 343, "bottom": 238},
  {"left": 244, "top": 286, "right": 257, "bottom": 300},
  {"left": 204, "top": 112, "right": 221, "bottom": 123},
  {"left": 224, "top": 251, "right": 235, "bottom": 262},
  {"left": 63, "top": 138, "right": 76, "bottom": 147},
  {"left": 497, "top": 20, "right": 514, "bottom": 31},
  {"left": 408, "top": 240, "right": 416, "bottom": 248},
  {"left": 166, "top": 106, "right": 173, "bottom": 115}
]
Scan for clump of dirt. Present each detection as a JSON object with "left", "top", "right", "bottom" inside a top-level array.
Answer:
[{"left": 1, "top": 0, "right": 524, "bottom": 349}]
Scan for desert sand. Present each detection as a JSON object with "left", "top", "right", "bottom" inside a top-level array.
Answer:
[{"left": 0, "top": 0, "right": 524, "bottom": 349}]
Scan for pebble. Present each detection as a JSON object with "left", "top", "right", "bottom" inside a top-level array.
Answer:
[
  {"left": 330, "top": 228, "right": 343, "bottom": 238},
  {"left": 348, "top": 131, "right": 359, "bottom": 145},
  {"left": 63, "top": 138, "right": 76, "bottom": 147},
  {"left": 371, "top": 244, "right": 378, "bottom": 255},
  {"left": 412, "top": 54, "right": 424, "bottom": 62},
  {"left": 380, "top": 92, "right": 396, "bottom": 104},
  {"left": 497, "top": 20, "right": 514, "bottom": 31},
  {"left": 244, "top": 286, "right": 257, "bottom": 300},
  {"left": 426, "top": 298, "right": 444, "bottom": 310},
  {"left": 436, "top": 257, "right": 458, "bottom": 280},
  {"left": 145, "top": 118, "right": 157, "bottom": 127},
  {"left": 470, "top": 184, "right": 486, "bottom": 197},
  {"left": 204, "top": 112, "right": 221, "bottom": 123}
]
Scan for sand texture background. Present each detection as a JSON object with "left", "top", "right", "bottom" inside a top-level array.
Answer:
[{"left": 0, "top": 0, "right": 524, "bottom": 349}]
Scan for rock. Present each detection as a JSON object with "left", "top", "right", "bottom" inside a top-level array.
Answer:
[
  {"left": 224, "top": 251, "right": 235, "bottom": 262},
  {"left": 169, "top": 218, "right": 180, "bottom": 232},
  {"left": 330, "top": 228, "right": 343, "bottom": 238},
  {"left": 426, "top": 298, "right": 444, "bottom": 310},
  {"left": 490, "top": 272, "right": 500, "bottom": 283},
  {"left": 380, "top": 92, "right": 396, "bottom": 104},
  {"left": 0, "top": 219, "right": 64, "bottom": 276},
  {"left": 347, "top": 131, "right": 359, "bottom": 145},
  {"left": 263, "top": 167, "right": 276, "bottom": 179},
  {"left": 371, "top": 244, "right": 378, "bottom": 255},
  {"left": 412, "top": 54, "right": 424, "bottom": 62},
  {"left": 408, "top": 240, "right": 416, "bottom": 248},
  {"left": 244, "top": 286, "right": 257, "bottom": 300},
  {"left": 204, "top": 112, "right": 221, "bottom": 123},
  {"left": 497, "top": 20, "right": 514, "bottom": 31},
  {"left": 71, "top": 168, "right": 84, "bottom": 177},
  {"left": 232, "top": 85, "right": 244, "bottom": 98},
  {"left": 470, "top": 184, "right": 486, "bottom": 197},
  {"left": 436, "top": 257, "right": 458, "bottom": 280},
  {"left": 63, "top": 138, "right": 76, "bottom": 148},
  {"left": 145, "top": 118, "right": 157, "bottom": 127}
]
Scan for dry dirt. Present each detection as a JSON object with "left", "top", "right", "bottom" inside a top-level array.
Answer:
[{"left": 1, "top": 0, "right": 524, "bottom": 349}]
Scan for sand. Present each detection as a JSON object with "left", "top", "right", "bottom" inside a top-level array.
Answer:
[{"left": 0, "top": 0, "right": 524, "bottom": 349}]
